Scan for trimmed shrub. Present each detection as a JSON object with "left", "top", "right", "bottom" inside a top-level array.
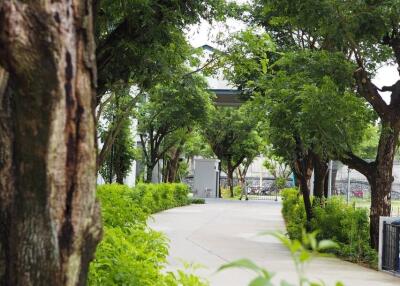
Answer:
[
  {"left": 281, "top": 188, "right": 377, "bottom": 267},
  {"left": 281, "top": 188, "right": 307, "bottom": 240},
  {"left": 89, "top": 183, "right": 204, "bottom": 286},
  {"left": 189, "top": 197, "right": 206, "bottom": 204}
]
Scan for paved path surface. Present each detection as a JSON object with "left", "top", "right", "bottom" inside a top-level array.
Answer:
[{"left": 149, "top": 199, "right": 400, "bottom": 286}]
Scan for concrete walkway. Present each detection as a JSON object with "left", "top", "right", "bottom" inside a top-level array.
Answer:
[{"left": 148, "top": 199, "right": 400, "bottom": 286}]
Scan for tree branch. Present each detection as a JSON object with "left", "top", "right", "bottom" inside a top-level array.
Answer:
[
  {"left": 96, "top": 92, "right": 114, "bottom": 122},
  {"left": 97, "top": 95, "right": 139, "bottom": 168},
  {"left": 183, "top": 55, "right": 218, "bottom": 78},
  {"left": 354, "top": 67, "right": 390, "bottom": 121},
  {"left": 338, "top": 151, "right": 373, "bottom": 178}
]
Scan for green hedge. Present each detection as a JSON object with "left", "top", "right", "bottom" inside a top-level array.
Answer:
[
  {"left": 281, "top": 188, "right": 377, "bottom": 267},
  {"left": 89, "top": 183, "right": 207, "bottom": 286}
]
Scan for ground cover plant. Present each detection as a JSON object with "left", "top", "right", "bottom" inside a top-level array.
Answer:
[
  {"left": 281, "top": 189, "right": 377, "bottom": 268},
  {"left": 89, "top": 183, "right": 208, "bottom": 286}
]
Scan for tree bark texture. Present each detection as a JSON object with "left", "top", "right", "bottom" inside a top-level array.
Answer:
[
  {"left": 0, "top": 1, "right": 102, "bottom": 285},
  {"left": 165, "top": 147, "right": 182, "bottom": 183},
  {"left": 340, "top": 123, "right": 399, "bottom": 249},
  {"left": 293, "top": 154, "right": 313, "bottom": 224},
  {"left": 227, "top": 160, "right": 234, "bottom": 198},
  {"left": 146, "top": 163, "right": 155, "bottom": 183},
  {"left": 369, "top": 123, "right": 399, "bottom": 249},
  {"left": 312, "top": 153, "right": 328, "bottom": 199}
]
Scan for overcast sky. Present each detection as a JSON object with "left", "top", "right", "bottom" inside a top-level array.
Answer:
[{"left": 186, "top": 9, "right": 399, "bottom": 103}]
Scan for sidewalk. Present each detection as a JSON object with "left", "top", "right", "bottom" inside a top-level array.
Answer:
[{"left": 149, "top": 199, "right": 400, "bottom": 286}]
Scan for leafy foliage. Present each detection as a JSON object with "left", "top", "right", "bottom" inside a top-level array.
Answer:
[
  {"left": 99, "top": 116, "right": 136, "bottom": 183},
  {"left": 95, "top": 0, "right": 228, "bottom": 94},
  {"left": 137, "top": 73, "right": 213, "bottom": 182},
  {"left": 202, "top": 103, "right": 265, "bottom": 196},
  {"left": 189, "top": 197, "right": 206, "bottom": 204},
  {"left": 257, "top": 50, "right": 372, "bottom": 164},
  {"left": 89, "top": 183, "right": 207, "bottom": 285},
  {"left": 281, "top": 189, "right": 377, "bottom": 267},
  {"left": 251, "top": 0, "right": 398, "bottom": 70},
  {"left": 263, "top": 151, "right": 292, "bottom": 190}
]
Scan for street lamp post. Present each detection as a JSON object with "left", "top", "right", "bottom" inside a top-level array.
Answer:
[
  {"left": 347, "top": 167, "right": 351, "bottom": 204},
  {"left": 328, "top": 160, "right": 333, "bottom": 198}
]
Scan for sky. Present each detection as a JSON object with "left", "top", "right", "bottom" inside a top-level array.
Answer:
[{"left": 186, "top": 7, "right": 399, "bottom": 103}]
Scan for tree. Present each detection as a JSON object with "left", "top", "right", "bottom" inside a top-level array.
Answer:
[
  {"left": 95, "top": 0, "right": 227, "bottom": 99},
  {"left": 94, "top": 1, "right": 229, "bottom": 168},
  {"left": 96, "top": 86, "right": 141, "bottom": 168},
  {"left": 222, "top": 29, "right": 371, "bottom": 221},
  {"left": 263, "top": 153, "right": 292, "bottom": 190},
  {"left": 98, "top": 86, "right": 137, "bottom": 183},
  {"left": 202, "top": 105, "right": 264, "bottom": 197},
  {"left": 251, "top": 0, "right": 400, "bottom": 249},
  {"left": 99, "top": 117, "right": 136, "bottom": 184},
  {"left": 265, "top": 55, "right": 370, "bottom": 221},
  {"left": 0, "top": 1, "right": 101, "bottom": 284},
  {"left": 161, "top": 129, "right": 213, "bottom": 183},
  {"left": 137, "top": 74, "right": 212, "bottom": 182}
]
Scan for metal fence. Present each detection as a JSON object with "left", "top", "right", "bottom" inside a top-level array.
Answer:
[
  {"left": 333, "top": 179, "right": 400, "bottom": 216},
  {"left": 220, "top": 177, "right": 290, "bottom": 200},
  {"left": 382, "top": 221, "right": 400, "bottom": 272}
]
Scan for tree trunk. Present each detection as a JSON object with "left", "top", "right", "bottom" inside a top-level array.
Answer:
[
  {"left": 115, "top": 154, "right": 124, "bottom": 184},
  {"left": 0, "top": 1, "right": 102, "bottom": 285},
  {"left": 166, "top": 147, "right": 181, "bottom": 183},
  {"left": 146, "top": 164, "right": 154, "bottom": 183},
  {"left": 227, "top": 161, "right": 234, "bottom": 198},
  {"left": 312, "top": 153, "right": 328, "bottom": 199},
  {"left": 340, "top": 122, "right": 399, "bottom": 250},
  {"left": 299, "top": 176, "right": 313, "bottom": 228},
  {"left": 368, "top": 123, "right": 398, "bottom": 249},
  {"left": 293, "top": 155, "right": 313, "bottom": 224}
]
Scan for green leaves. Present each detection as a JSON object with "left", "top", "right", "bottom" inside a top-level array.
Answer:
[
  {"left": 201, "top": 103, "right": 265, "bottom": 181},
  {"left": 219, "top": 259, "right": 275, "bottom": 286},
  {"left": 281, "top": 188, "right": 378, "bottom": 267},
  {"left": 90, "top": 183, "right": 202, "bottom": 285}
]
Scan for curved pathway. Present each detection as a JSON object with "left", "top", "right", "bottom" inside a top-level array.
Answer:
[{"left": 149, "top": 199, "right": 400, "bottom": 286}]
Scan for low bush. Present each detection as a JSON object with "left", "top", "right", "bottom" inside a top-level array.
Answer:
[
  {"left": 281, "top": 188, "right": 377, "bottom": 267},
  {"left": 233, "top": 185, "right": 243, "bottom": 197},
  {"left": 189, "top": 197, "right": 206, "bottom": 204},
  {"left": 89, "top": 183, "right": 206, "bottom": 286},
  {"left": 133, "top": 183, "right": 190, "bottom": 214},
  {"left": 220, "top": 187, "right": 231, "bottom": 198},
  {"left": 281, "top": 188, "right": 307, "bottom": 240}
]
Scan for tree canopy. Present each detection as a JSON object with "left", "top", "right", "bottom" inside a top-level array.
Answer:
[
  {"left": 202, "top": 104, "right": 264, "bottom": 197},
  {"left": 95, "top": 0, "right": 228, "bottom": 97},
  {"left": 137, "top": 73, "right": 213, "bottom": 182}
]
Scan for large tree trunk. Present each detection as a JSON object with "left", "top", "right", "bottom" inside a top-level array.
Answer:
[
  {"left": 0, "top": 1, "right": 102, "bottom": 285},
  {"left": 340, "top": 122, "right": 399, "bottom": 249},
  {"left": 166, "top": 147, "right": 182, "bottom": 183},
  {"left": 368, "top": 123, "right": 399, "bottom": 249}
]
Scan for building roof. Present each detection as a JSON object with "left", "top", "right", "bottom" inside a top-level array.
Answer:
[{"left": 209, "top": 89, "right": 242, "bottom": 106}]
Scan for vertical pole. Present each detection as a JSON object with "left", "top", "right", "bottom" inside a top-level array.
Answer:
[
  {"left": 347, "top": 167, "right": 351, "bottom": 204},
  {"left": 395, "top": 227, "right": 399, "bottom": 272},
  {"left": 328, "top": 160, "right": 333, "bottom": 198},
  {"left": 382, "top": 222, "right": 387, "bottom": 270}
]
